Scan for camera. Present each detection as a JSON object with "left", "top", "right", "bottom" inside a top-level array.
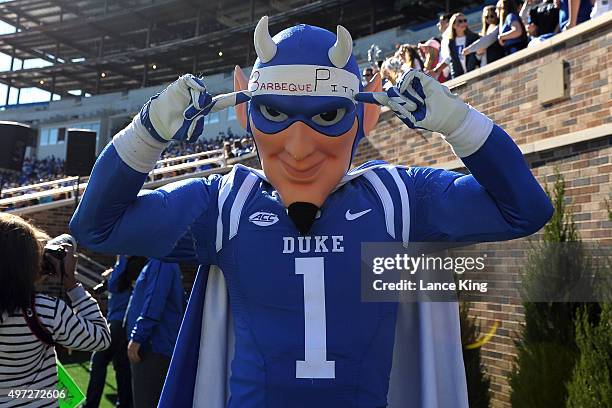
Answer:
[{"left": 41, "top": 234, "right": 76, "bottom": 276}]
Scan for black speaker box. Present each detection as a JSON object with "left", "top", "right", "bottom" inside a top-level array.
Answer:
[
  {"left": 65, "top": 129, "right": 97, "bottom": 176},
  {"left": 0, "top": 121, "right": 33, "bottom": 173}
]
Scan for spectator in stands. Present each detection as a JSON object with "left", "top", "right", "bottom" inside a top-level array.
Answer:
[
  {"left": 232, "top": 139, "right": 245, "bottom": 157},
  {"left": 415, "top": 13, "right": 452, "bottom": 82},
  {"left": 223, "top": 141, "right": 235, "bottom": 160},
  {"left": 521, "top": 0, "right": 560, "bottom": 45},
  {"left": 497, "top": 0, "right": 529, "bottom": 55},
  {"left": 419, "top": 39, "right": 446, "bottom": 82},
  {"left": 435, "top": 13, "right": 481, "bottom": 80},
  {"left": 590, "top": 0, "right": 610, "bottom": 19},
  {"left": 362, "top": 67, "right": 374, "bottom": 86},
  {"left": 462, "top": 5, "right": 505, "bottom": 66},
  {"left": 125, "top": 260, "right": 185, "bottom": 408},
  {"left": 0, "top": 213, "right": 111, "bottom": 407},
  {"left": 367, "top": 44, "right": 384, "bottom": 73},
  {"left": 241, "top": 137, "right": 254, "bottom": 154},
  {"left": 396, "top": 44, "right": 424, "bottom": 70},
  {"left": 436, "top": 13, "right": 453, "bottom": 42},
  {"left": 1, "top": 156, "right": 67, "bottom": 194},
  {"left": 558, "top": 0, "right": 593, "bottom": 29},
  {"left": 84, "top": 255, "right": 142, "bottom": 408},
  {"left": 379, "top": 56, "right": 405, "bottom": 86},
  {"left": 161, "top": 136, "right": 248, "bottom": 161}
]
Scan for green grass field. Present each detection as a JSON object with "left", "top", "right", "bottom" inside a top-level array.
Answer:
[{"left": 59, "top": 350, "right": 119, "bottom": 408}]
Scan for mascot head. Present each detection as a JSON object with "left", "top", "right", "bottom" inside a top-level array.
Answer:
[{"left": 234, "top": 16, "right": 381, "bottom": 233}]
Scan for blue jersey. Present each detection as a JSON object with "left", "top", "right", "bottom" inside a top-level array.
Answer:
[
  {"left": 204, "top": 164, "right": 407, "bottom": 407},
  {"left": 125, "top": 260, "right": 185, "bottom": 357},
  {"left": 70, "top": 123, "right": 552, "bottom": 407},
  {"left": 500, "top": 13, "right": 525, "bottom": 51}
]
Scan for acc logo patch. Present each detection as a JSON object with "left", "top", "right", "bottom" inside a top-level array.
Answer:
[{"left": 249, "top": 211, "right": 279, "bottom": 226}]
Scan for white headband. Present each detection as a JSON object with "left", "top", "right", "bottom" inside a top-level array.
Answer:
[{"left": 248, "top": 64, "right": 359, "bottom": 100}]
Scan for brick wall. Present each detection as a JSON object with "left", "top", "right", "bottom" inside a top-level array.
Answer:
[
  {"left": 9, "top": 16, "right": 611, "bottom": 408},
  {"left": 352, "top": 17, "right": 611, "bottom": 407},
  {"left": 448, "top": 140, "right": 611, "bottom": 406}
]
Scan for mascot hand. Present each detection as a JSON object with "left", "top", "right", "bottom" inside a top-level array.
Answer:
[
  {"left": 140, "top": 74, "right": 251, "bottom": 143},
  {"left": 355, "top": 69, "right": 469, "bottom": 135}
]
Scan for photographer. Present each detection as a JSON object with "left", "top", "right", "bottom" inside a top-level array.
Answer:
[{"left": 0, "top": 213, "right": 111, "bottom": 406}]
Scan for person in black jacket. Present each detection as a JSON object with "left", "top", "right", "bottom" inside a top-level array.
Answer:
[
  {"left": 433, "top": 13, "right": 481, "bottom": 80},
  {"left": 462, "top": 5, "right": 506, "bottom": 67}
]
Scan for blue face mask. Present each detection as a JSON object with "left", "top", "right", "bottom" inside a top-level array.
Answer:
[{"left": 249, "top": 95, "right": 357, "bottom": 137}]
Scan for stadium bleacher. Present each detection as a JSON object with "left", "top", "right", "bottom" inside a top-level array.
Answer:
[{"left": 0, "top": 147, "right": 247, "bottom": 210}]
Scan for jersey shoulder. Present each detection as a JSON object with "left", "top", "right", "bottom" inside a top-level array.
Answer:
[
  {"left": 215, "top": 164, "right": 266, "bottom": 252},
  {"left": 340, "top": 160, "right": 413, "bottom": 188},
  {"left": 340, "top": 161, "right": 414, "bottom": 244}
]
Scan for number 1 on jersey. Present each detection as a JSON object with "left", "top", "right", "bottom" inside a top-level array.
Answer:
[{"left": 295, "top": 257, "right": 335, "bottom": 379}]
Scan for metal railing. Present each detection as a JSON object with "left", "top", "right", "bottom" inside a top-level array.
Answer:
[
  {"left": 1, "top": 149, "right": 226, "bottom": 201},
  {"left": 2, "top": 176, "right": 80, "bottom": 196},
  {"left": 3, "top": 152, "right": 257, "bottom": 216},
  {"left": 1, "top": 152, "right": 227, "bottom": 209},
  {"left": 155, "top": 149, "right": 223, "bottom": 167},
  {"left": 147, "top": 155, "right": 226, "bottom": 182},
  {"left": 75, "top": 253, "right": 107, "bottom": 290}
]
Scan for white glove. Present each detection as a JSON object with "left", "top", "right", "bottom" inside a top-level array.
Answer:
[
  {"left": 140, "top": 74, "right": 251, "bottom": 143},
  {"left": 355, "top": 69, "right": 469, "bottom": 136}
]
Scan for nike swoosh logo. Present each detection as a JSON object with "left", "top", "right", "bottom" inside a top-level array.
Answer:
[{"left": 345, "top": 208, "right": 372, "bottom": 221}]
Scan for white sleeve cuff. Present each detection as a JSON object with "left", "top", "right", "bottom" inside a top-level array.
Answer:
[
  {"left": 442, "top": 107, "right": 493, "bottom": 158},
  {"left": 112, "top": 116, "right": 168, "bottom": 174}
]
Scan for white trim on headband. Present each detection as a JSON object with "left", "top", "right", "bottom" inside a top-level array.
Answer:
[{"left": 248, "top": 64, "right": 360, "bottom": 100}]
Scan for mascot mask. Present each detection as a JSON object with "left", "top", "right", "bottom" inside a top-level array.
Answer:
[{"left": 234, "top": 16, "right": 381, "bottom": 234}]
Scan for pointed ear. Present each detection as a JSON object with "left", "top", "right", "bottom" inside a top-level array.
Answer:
[
  {"left": 234, "top": 65, "right": 249, "bottom": 129},
  {"left": 362, "top": 73, "right": 382, "bottom": 135}
]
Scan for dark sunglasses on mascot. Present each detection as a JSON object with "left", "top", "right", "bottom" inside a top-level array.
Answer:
[{"left": 249, "top": 95, "right": 358, "bottom": 137}]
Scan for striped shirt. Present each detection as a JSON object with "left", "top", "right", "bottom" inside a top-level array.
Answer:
[{"left": 0, "top": 285, "right": 111, "bottom": 407}]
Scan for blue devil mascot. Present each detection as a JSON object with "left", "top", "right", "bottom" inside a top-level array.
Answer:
[{"left": 71, "top": 16, "right": 552, "bottom": 408}]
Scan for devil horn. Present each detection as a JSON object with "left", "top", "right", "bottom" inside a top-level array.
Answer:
[
  {"left": 328, "top": 25, "right": 352, "bottom": 68},
  {"left": 254, "top": 16, "right": 277, "bottom": 63}
]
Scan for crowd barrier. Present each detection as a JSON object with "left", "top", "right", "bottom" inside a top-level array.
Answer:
[{"left": 0, "top": 150, "right": 230, "bottom": 210}]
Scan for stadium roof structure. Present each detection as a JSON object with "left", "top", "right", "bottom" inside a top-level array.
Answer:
[{"left": 0, "top": 0, "right": 480, "bottom": 98}]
